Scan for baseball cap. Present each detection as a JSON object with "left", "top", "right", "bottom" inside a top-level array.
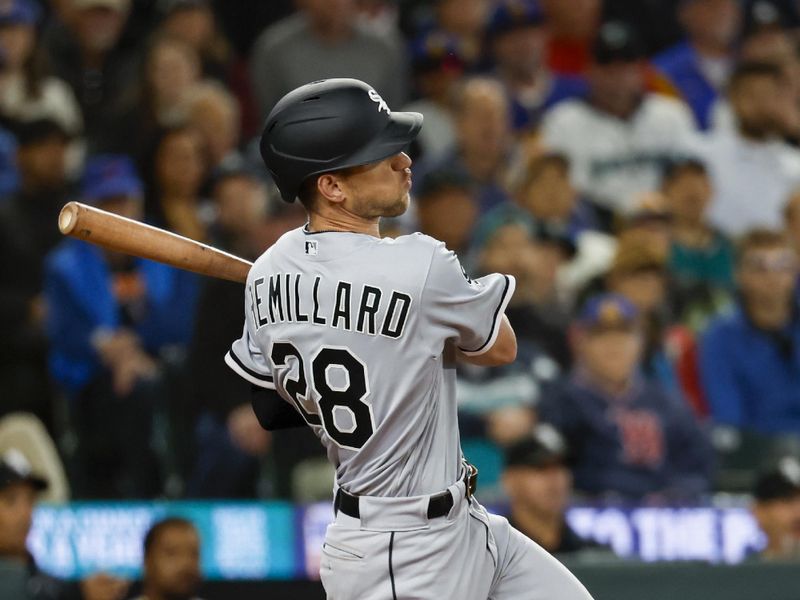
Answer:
[
  {"left": 575, "top": 293, "right": 639, "bottom": 331},
  {"left": 0, "top": 0, "right": 41, "bottom": 26},
  {"left": 753, "top": 457, "right": 800, "bottom": 501},
  {"left": 504, "top": 426, "right": 568, "bottom": 469},
  {"left": 10, "top": 118, "right": 71, "bottom": 146},
  {"left": 81, "top": 155, "right": 143, "bottom": 204},
  {"left": 0, "top": 448, "right": 48, "bottom": 492},
  {"left": 487, "top": 0, "right": 545, "bottom": 38},
  {"left": 592, "top": 21, "right": 646, "bottom": 64},
  {"left": 409, "top": 30, "right": 466, "bottom": 74},
  {"left": 73, "top": 0, "right": 131, "bottom": 11}
]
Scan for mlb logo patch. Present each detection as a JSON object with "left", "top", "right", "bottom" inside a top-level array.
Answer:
[{"left": 305, "top": 240, "right": 318, "bottom": 256}]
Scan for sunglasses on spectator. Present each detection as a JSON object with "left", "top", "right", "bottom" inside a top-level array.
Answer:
[{"left": 742, "top": 253, "right": 797, "bottom": 273}]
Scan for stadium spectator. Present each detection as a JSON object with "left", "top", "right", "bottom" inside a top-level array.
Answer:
[
  {"left": 475, "top": 213, "right": 573, "bottom": 369},
  {"left": 502, "top": 429, "right": 606, "bottom": 555},
  {"left": 44, "top": 155, "right": 198, "bottom": 497},
  {"left": 0, "top": 0, "right": 83, "bottom": 135},
  {"left": 0, "top": 118, "right": 72, "bottom": 424},
  {"left": 183, "top": 81, "right": 240, "bottom": 169},
  {"left": 751, "top": 457, "right": 800, "bottom": 560},
  {"left": 186, "top": 157, "right": 273, "bottom": 498},
  {"left": 131, "top": 517, "right": 202, "bottom": 600},
  {"left": 414, "top": 169, "right": 479, "bottom": 258},
  {"left": 106, "top": 34, "right": 201, "bottom": 158},
  {"left": 486, "top": 0, "right": 587, "bottom": 132},
  {"left": 158, "top": 0, "right": 232, "bottom": 82},
  {"left": 249, "top": 0, "right": 407, "bottom": 120},
  {"left": 652, "top": 0, "right": 741, "bottom": 130},
  {"left": 422, "top": 77, "right": 515, "bottom": 213},
  {"left": 430, "top": 0, "right": 489, "bottom": 67},
  {"left": 539, "top": 294, "right": 713, "bottom": 501},
  {"left": 0, "top": 448, "right": 129, "bottom": 599},
  {"left": 539, "top": 0, "right": 600, "bottom": 76},
  {"left": 403, "top": 30, "right": 465, "bottom": 163},
  {"left": 700, "top": 229, "right": 800, "bottom": 435},
  {"left": 144, "top": 125, "right": 208, "bottom": 241},
  {"left": 43, "top": 0, "right": 139, "bottom": 150},
  {"left": 699, "top": 62, "right": 800, "bottom": 236},
  {"left": 663, "top": 157, "right": 735, "bottom": 291},
  {"left": 605, "top": 233, "right": 681, "bottom": 393},
  {"left": 541, "top": 21, "right": 696, "bottom": 225}
]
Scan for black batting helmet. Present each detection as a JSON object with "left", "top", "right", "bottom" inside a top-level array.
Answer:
[{"left": 259, "top": 78, "right": 423, "bottom": 203}]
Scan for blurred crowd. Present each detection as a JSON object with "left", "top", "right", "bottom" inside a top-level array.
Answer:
[{"left": 2, "top": 0, "right": 800, "bottom": 568}]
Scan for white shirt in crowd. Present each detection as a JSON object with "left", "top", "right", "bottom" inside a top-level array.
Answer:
[
  {"left": 693, "top": 129, "right": 800, "bottom": 236},
  {"left": 541, "top": 94, "right": 697, "bottom": 214}
]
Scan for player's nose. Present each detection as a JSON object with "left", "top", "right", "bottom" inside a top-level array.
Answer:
[{"left": 391, "top": 152, "right": 412, "bottom": 171}]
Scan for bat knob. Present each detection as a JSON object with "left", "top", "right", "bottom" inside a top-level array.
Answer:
[{"left": 58, "top": 202, "right": 79, "bottom": 234}]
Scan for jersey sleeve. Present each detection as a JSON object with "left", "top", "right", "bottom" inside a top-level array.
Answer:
[
  {"left": 224, "top": 284, "right": 276, "bottom": 390},
  {"left": 422, "top": 242, "right": 516, "bottom": 356}
]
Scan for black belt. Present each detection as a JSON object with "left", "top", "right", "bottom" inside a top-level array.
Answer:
[{"left": 334, "top": 463, "right": 478, "bottom": 520}]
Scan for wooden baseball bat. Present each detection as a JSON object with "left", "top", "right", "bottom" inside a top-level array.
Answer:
[{"left": 58, "top": 201, "right": 252, "bottom": 283}]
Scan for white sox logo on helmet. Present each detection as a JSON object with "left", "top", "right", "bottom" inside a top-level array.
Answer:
[{"left": 368, "top": 89, "right": 391, "bottom": 115}]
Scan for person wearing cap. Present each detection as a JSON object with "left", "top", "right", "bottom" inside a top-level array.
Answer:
[
  {"left": 42, "top": 0, "right": 138, "bottom": 150},
  {"left": 249, "top": 0, "right": 407, "bottom": 123},
  {"left": 751, "top": 457, "right": 800, "bottom": 560},
  {"left": 0, "top": 448, "right": 129, "bottom": 600},
  {"left": 700, "top": 229, "right": 800, "bottom": 436},
  {"left": 538, "top": 293, "right": 713, "bottom": 500},
  {"left": 0, "top": 0, "right": 83, "bottom": 135},
  {"left": 44, "top": 155, "right": 198, "bottom": 497},
  {"left": 0, "top": 118, "right": 73, "bottom": 425},
  {"left": 502, "top": 429, "right": 607, "bottom": 555},
  {"left": 402, "top": 30, "right": 465, "bottom": 163},
  {"left": 652, "top": 0, "right": 741, "bottom": 130},
  {"left": 487, "top": 0, "right": 587, "bottom": 132},
  {"left": 541, "top": 20, "right": 697, "bottom": 223}
]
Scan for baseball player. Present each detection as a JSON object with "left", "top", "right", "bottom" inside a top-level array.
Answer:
[{"left": 225, "top": 78, "right": 593, "bottom": 600}]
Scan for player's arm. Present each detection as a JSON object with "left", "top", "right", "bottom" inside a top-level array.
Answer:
[
  {"left": 251, "top": 385, "right": 306, "bottom": 430},
  {"left": 458, "top": 315, "right": 516, "bottom": 366}
]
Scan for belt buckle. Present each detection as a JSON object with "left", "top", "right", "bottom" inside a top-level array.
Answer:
[{"left": 465, "top": 462, "right": 478, "bottom": 499}]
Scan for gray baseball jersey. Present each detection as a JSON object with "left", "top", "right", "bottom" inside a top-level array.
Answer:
[{"left": 225, "top": 225, "right": 515, "bottom": 497}]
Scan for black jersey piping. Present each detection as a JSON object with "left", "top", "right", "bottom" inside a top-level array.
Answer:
[
  {"left": 227, "top": 348, "right": 274, "bottom": 383},
  {"left": 389, "top": 531, "right": 397, "bottom": 600},
  {"left": 458, "top": 274, "right": 511, "bottom": 354}
]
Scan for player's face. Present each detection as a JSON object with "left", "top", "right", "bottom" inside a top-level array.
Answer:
[
  {"left": 337, "top": 152, "right": 413, "bottom": 219},
  {"left": 145, "top": 525, "right": 201, "bottom": 598},
  {"left": 0, "top": 483, "right": 36, "bottom": 557}
]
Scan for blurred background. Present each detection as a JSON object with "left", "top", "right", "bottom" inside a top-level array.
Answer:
[{"left": 1, "top": 0, "right": 800, "bottom": 598}]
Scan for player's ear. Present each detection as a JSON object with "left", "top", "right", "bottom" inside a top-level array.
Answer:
[{"left": 317, "top": 173, "right": 346, "bottom": 205}]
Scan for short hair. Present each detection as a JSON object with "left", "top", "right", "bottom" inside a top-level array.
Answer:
[
  {"left": 143, "top": 517, "right": 196, "bottom": 557},
  {"left": 728, "top": 61, "right": 784, "bottom": 94},
  {"left": 661, "top": 157, "right": 708, "bottom": 188},
  {"left": 737, "top": 228, "right": 792, "bottom": 263},
  {"left": 296, "top": 175, "right": 319, "bottom": 210},
  {"left": 510, "top": 152, "right": 570, "bottom": 196}
]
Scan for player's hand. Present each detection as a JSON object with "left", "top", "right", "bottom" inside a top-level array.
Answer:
[
  {"left": 80, "top": 573, "right": 129, "bottom": 600},
  {"left": 228, "top": 403, "right": 271, "bottom": 456},
  {"left": 487, "top": 406, "right": 536, "bottom": 446}
]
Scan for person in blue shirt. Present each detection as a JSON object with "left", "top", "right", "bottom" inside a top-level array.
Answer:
[
  {"left": 44, "top": 155, "right": 199, "bottom": 497},
  {"left": 486, "top": 0, "right": 587, "bottom": 132},
  {"left": 652, "top": 0, "right": 741, "bottom": 129},
  {"left": 539, "top": 294, "right": 713, "bottom": 501},
  {"left": 700, "top": 229, "right": 800, "bottom": 435}
]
